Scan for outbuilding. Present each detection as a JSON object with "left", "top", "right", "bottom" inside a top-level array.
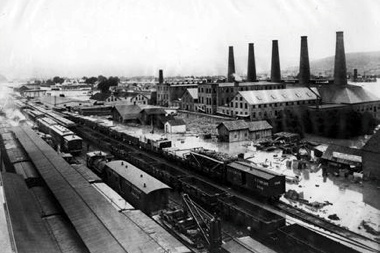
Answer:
[
  {"left": 217, "top": 120, "right": 272, "bottom": 142},
  {"left": 164, "top": 119, "right": 186, "bottom": 133}
]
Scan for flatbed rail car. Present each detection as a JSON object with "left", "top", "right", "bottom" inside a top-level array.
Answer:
[
  {"left": 13, "top": 125, "right": 188, "bottom": 253},
  {"left": 45, "top": 111, "right": 77, "bottom": 129}
]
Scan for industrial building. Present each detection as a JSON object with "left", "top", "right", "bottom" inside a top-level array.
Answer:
[{"left": 179, "top": 88, "right": 199, "bottom": 111}]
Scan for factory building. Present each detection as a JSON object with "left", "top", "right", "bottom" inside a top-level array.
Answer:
[
  {"left": 362, "top": 131, "right": 380, "bottom": 180},
  {"left": 156, "top": 69, "right": 198, "bottom": 107},
  {"left": 217, "top": 87, "right": 319, "bottom": 121}
]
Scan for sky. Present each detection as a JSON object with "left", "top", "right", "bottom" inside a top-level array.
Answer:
[{"left": 0, "top": 0, "right": 379, "bottom": 80}]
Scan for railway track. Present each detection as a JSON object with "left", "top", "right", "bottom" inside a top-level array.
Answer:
[{"left": 75, "top": 124, "right": 380, "bottom": 253}]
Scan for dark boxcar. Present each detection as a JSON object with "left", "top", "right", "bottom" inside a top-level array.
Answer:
[
  {"left": 104, "top": 160, "right": 171, "bottom": 215},
  {"left": 179, "top": 176, "right": 226, "bottom": 210},
  {"left": 218, "top": 195, "right": 285, "bottom": 235},
  {"left": 226, "top": 161, "right": 285, "bottom": 199}
]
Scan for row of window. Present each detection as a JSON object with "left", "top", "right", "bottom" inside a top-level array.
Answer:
[
  {"left": 198, "top": 85, "right": 284, "bottom": 94},
  {"left": 230, "top": 99, "right": 316, "bottom": 109}
]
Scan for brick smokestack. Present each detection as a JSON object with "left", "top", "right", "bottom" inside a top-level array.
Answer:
[
  {"left": 227, "top": 46, "right": 235, "bottom": 82},
  {"left": 271, "top": 40, "right": 281, "bottom": 82},
  {"left": 299, "top": 36, "right": 310, "bottom": 85},
  {"left": 158, "top": 69, "right": 164, "bottom": 84},
  {"left": 247, "top": 43, "right": 257, "bottom": 82},
  {"left": 334, "top": 31, "right": 347, "bottom": 85}
]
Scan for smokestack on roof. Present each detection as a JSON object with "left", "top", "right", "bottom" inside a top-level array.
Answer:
[
  {"left": 299, "top": 36, "right": 310, "bottom": 86},
  {"left": 271, "top": 40, "right": 281, "bottom": 82},
  {"left": 353, "top": 69, "right": 358, "bottom": 82},
  {"left": 334, "top": 31, "right": 347, "bottom": 85},
  {"left": 227, "top": 46, "right": 235, "bottom": 82},
  {"left": 158, "top": 69, "right": 164, "bottom": 84},
  {"left": 247, "top": 43, "right": 257, "bottom": 82}
]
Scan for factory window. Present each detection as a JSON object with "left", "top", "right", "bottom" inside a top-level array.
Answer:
[
  {"left": 240, "top": 97, "right": 243, "bottom": 101},
  {"left": 275, "top": 110, "right": 278, "bottom": 116},
  {"left": 245, "top": 111, "right": 248, "bottom": 115},
  {"left": 252, "top": 105, "right": 256, "bottom": 109},
  {"left": 240, "top": 103, "right": 243, "bottom": 108},
  {"left": 264, "top": 104, "right": 267, "bottom": 108},
  {"left": 258, "top": 105, "right": 261, "bottom": 108},
  {"left": 230, "top": 102, "right": 233, "bottom": 107},
  {"left": 235, "top": 102, "right": 238, "bottom": 108},
  {"left": 245, "top": 103, "right": 247, "bottom": 109},
  {"left": 252, "top": 112, "right": 256, "bottom": 118}
]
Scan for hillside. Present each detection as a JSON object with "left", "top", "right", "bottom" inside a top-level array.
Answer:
[
  {"left": 0, "top": 74, "right": 7, "bottom": 83},
  {"left": 287, "top": 51, "right": 380, "bottom": 76}
]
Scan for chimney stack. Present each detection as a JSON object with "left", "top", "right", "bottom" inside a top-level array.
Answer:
[
  {"left": 334, "top": 31, "right": 347, "bottom": 85},
  {"left": 247, "top": 43, "right": 257, "bottom": 82},
  {"left": 158, "top": 69, "right": 164, "bottom": 84},
  {"left": 271, "top": 40, "right": 281, "bottom": 82},
  {"left": 227, "top": 46, "right": 235, "bottom": 82},
  {"left": 299, "top": 36, "right": 310, "bottom": 85},
  {"left": 353, "top": 69, "right": 358, "bottom": 81}
]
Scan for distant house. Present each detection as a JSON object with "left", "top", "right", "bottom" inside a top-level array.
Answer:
[
  {"left": 180, "top": 88, "right": 198, "bottom": 112},
  {"left": 217, "top": 120, "right": 272, "bottom": 142},
  {"left": 91, "top": 92, "right": 149, "bottom": 106},
  {"left": 22, "top": 89, "right": 47, "bottom": 98},
  {"left": 164, "top": 119, "right": 186, "bottom": 133}
]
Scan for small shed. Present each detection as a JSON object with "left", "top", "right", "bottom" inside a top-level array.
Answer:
[
  {"left": 164, "top": 119, "right": 186, "bottom": 133},
  {"left": 321, "top": 144, "right": 362, "bottom": 171}
]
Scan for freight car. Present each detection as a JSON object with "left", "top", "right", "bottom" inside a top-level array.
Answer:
[
  {"left": 226, "top": 161, "right": 285, "bottom": 200},
  {"left": 86, "top": 154, "right": 171, "bottom": 215},
  {"left": 218, "top": 195, "right": 285, "bottom": 235}
]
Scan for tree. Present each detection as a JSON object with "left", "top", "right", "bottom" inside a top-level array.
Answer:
[
  {"left": 97, "top": 79, "right": 110, "bottom": 93},
  {"left": 46, "top": 79, "right": 54, "bottom": 86},
  {"left": 85, "top": 76, "right": 98, "bottom": 85},
  {"left": 53, "top": 76, "right": 64, "bottom": 84},
  {"left": 108, "top": 76, "right": 120, "bottom": 87}
]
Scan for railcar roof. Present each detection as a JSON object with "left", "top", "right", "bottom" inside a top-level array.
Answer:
[
  {"left": 106, "top": 160, "right": 171, "bottom": 194},
  {"left": 228, "top": 161, "right": 277, "bottom": 180}
]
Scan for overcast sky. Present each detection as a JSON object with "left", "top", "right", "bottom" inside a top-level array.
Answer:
[{"left": 0, "top": 0, "right": 379, "bottom": 79}]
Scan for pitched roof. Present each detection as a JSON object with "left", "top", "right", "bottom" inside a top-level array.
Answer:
[
  {"left": 248, "top": 121, "right": 272, "bottom": 131},
  {"left": 318, "top": 84, "right": 380, "bottom": 105},
  {"left": 186, "top": 88, "right": 198, "bottom": 99},
  {"left": 106, "top": 160, "right": 171, "bottom": 194},
  {"left": 239, "top": 87, "right": 319, "bottom": 105},
  {"left": 217, "top": 120, "right": 248, "bottom": 131},
  {"left": 217, "top": 120, "right": 272, "bottom": 132},
  {"left": 113, "top": 104, "right": 142, "bottom": 120},
  {"left": 218, "top": 81, "right": 282, "bottom": 87},
  {"left": 141, "top": 107, "right": 166, "bottom": 115},
  {"left": 321, "top": 144, "right": 362, "bottom": 163},
  {"left": 166, "top": 119, "right": 186, "bottom": 126},
  {"left": 362, "top": 130, "right": 380, "bottom": 153}
]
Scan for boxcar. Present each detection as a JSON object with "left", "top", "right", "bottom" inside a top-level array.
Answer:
[
  {"left": 226, "top": 161, "right": 285, "bottom": 199},
  {"left": 103, "top": 160, "right": 171, "bottom": 215}
]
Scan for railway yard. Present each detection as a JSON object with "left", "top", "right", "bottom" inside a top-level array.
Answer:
[{"left": 0, "top": 94, "right": 379, "bottom": 253}]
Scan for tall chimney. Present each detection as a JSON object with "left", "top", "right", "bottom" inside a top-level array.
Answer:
[
  {"left": 271, "top": 40, "right": 281, "bottom": 82},
  {"left": 334, "top": 31, "right": 347, "bottom": 85},
  {"left": 158, "top": 69, "right": 164, "bottom": 84},
  {"left": 227, "top": 46, "right": 235, "bottom": 82},
  {"left": 247, "top": 43, "right": 257, "bottom": 82},
  {"left": 299, "top": 36, "right": 310, "bottom": 85}
]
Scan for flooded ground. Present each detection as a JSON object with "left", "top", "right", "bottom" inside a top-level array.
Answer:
[{"left": 102, "top": 117, "right": 380, "bottom": 243}]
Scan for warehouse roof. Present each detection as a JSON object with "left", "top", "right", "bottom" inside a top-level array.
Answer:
[
  {"left": 218, "top": 81, "right": 283, "bottom": 87},
  {"left": 318, "top": 84, "right": 380, "bottom": 105},
  {"left": 113, "top": 104, "right": 142, "bottom": 120},
  {"left": 106, "top": 160, "right": 171, "bottom": 194},
  {"left": 217, "top": 120, "right": 272, "bottom": 132},
  {"left": 239, "top": 87, "right": 319, "bottom": 105},
  {"left": 321, "top": 144, "right": 362, "bottom": 164}
]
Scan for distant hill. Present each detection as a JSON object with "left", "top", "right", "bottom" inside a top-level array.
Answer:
[
  {"left": 0, "top": 74, "right": 7, "bottom": 83},
  {"left": 287, "top": 51, "right": 380, "bottom": 76}
]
